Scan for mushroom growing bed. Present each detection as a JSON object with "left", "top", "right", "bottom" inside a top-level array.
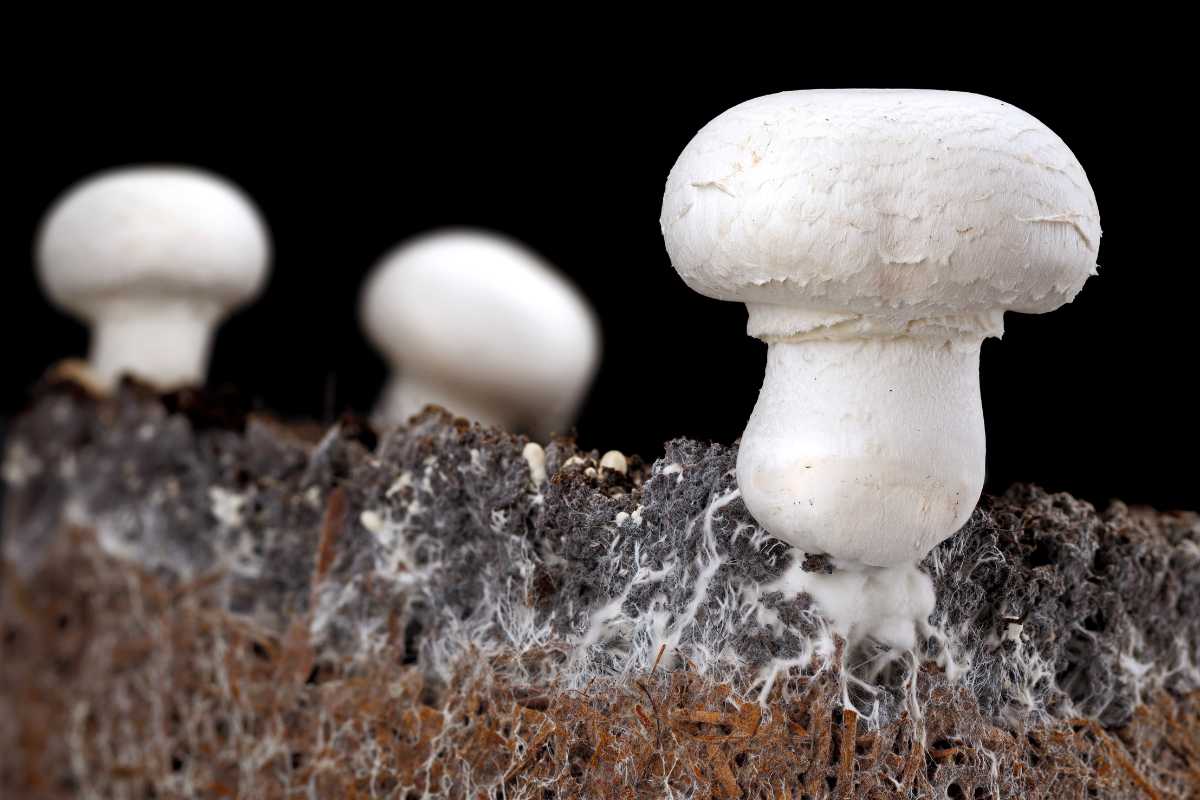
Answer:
[{"left": 2, "top": 380, "right": 1197, "bottom": 798}]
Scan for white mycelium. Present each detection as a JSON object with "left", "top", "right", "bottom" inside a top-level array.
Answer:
[
  {"left": 360, "top": 229, "right": 600, "bottom": 439},
  {"left": 37, "top": 167, "right": 271, "bottom": 391},
  {"left": 661, "top": 90, "right": 1099, "bottom": 645}
]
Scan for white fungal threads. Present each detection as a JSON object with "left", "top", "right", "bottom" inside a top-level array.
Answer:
[
  {"left": 661, "top": 90, "right": 1099, "bottom": 651},
  {"left": 37, "top": 167, "right": 271, "bottom": 391},
  {"left": 360, "top": 229, "right": 600, "bottom": 438}
]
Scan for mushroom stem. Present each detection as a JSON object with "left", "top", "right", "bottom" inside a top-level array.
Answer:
[
  {"left": 375, "top": 373, "right": 512, "bottom": 431},
  {"left": 88, "top": 298, "right": 220, "bottom": 391},
  {"left": 736, "top": 332, "right": 987, "bottom": 567}
]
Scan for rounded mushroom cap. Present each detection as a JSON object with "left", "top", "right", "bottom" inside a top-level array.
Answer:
[
  {"left": 661, "top": 90, "right": 1100, "bottom": 327},
  {"left": 37, "top": 166, "right": 271, "bottom": 319},
  {"left": 360, "top": 228, "right": 600, "bottom": 420}
]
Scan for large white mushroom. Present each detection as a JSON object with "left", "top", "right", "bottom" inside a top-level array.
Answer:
[
  {"left": 37, "top": 166, "right": 271, "bottom": 391},
  {"left": 360, "top": 229, "right": 600, "bottom": 439},
  {"left": 661, "top": 90, "right": 1099, "bottom": 576}
]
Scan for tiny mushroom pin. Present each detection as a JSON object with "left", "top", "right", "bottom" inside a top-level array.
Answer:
[
  {"left": 661, "top": 90, "right": 1100, "bottom": 569},
  {"left": 37, "top": 166, "right": 271, "bottom": 391},
  {"left": 522, "top": 442, "right": 548, "bottom": 487},
  {"left": 360, "top": 228, "right": 600, "bottom": 439}
]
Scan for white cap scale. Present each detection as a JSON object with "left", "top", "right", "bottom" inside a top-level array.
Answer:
[
  {"left": 361, "top": 228, "right": 600, "bottom": 439},
  {"left": 37, "top": 166, "right": 271, "bottom": 391},
  {"left": 662, "top": 90, "right": 1100, "bottom": 568}
]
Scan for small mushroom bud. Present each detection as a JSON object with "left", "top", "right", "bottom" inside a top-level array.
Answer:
[
  {"left": 661, "top": 90, "right": 1099, "bottom": 569},
  {"left": 360, "top": 229, "right": 600, "bottom": 439},
  {"left": 522, "top": 442, "right": 547, "bottom": 487},
  {"left": 599, "top": 450, "right": 627, "bottom": 475},
  {"left": 36, "top": 166, "right": 271, "bottom": 391}
]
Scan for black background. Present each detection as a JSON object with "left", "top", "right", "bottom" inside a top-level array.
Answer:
[{"left": 7, "top": 67, "right": 1197, "bottom": 511}]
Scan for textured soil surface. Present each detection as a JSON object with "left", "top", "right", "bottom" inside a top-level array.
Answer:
[{"left": 2, "top": 379, "right": 1197, "bottom": 798}]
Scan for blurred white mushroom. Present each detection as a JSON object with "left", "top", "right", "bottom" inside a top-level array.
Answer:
[
  {"left": 37, "top": 166, "right": 271, "bottom": 391},
  {"left": 360, "top": 229, "right": 600, "bottom": 438}
]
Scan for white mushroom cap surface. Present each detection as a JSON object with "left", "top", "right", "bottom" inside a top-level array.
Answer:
[
  {"left": 361, "top": 229, "right": 600, "bottom": 437},
  {"left": 660, "top": 90, "right": 1099, "bottom": 572},
  {"left": 37, "top": 166, "right": 271, "bottom": 390},
  {"left": 662, "top": 89, "right": 1099, "bottom": 340}
]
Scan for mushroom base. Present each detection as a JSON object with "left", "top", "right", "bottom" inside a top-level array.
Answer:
[
  {"left": 764, "top": 558, "right": 939, "bottom": 657},
  {"left": 737, "top": 335, "right": 986, "bottom": 567},
  {"left": 374, "top": 373, "right": 516, "bottom": 432},
  {"left": 375, "top": 374, "right": 574, "bottom": 441}
]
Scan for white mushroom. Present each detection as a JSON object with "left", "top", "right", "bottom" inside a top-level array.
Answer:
[
  {"left": 37, "top": 166, "right": 271, "bottom": 391},
  {"left": 661, "top": 90, "right": 1100, "bottom": 570},
  {"left": 360, "top": 228, "right": 600, "bottom": 438}
]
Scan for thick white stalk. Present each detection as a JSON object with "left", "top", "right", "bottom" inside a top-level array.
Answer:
[
  {"left": 736, "top": 332, "right": 987, "bottom": 567},
  {"left": 89, "top": 298, "right": 220, "bottom": 391}
]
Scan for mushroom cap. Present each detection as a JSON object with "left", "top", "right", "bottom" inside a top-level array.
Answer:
[
  {"left": 661, "top": 90, "right": 1100, "bottom": 326},
  {"left": 37, "top": 166, "right": 271, "bottom": 319},
  {"left": 360, "top": 228, "right": 600, "bottom": 416}
]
